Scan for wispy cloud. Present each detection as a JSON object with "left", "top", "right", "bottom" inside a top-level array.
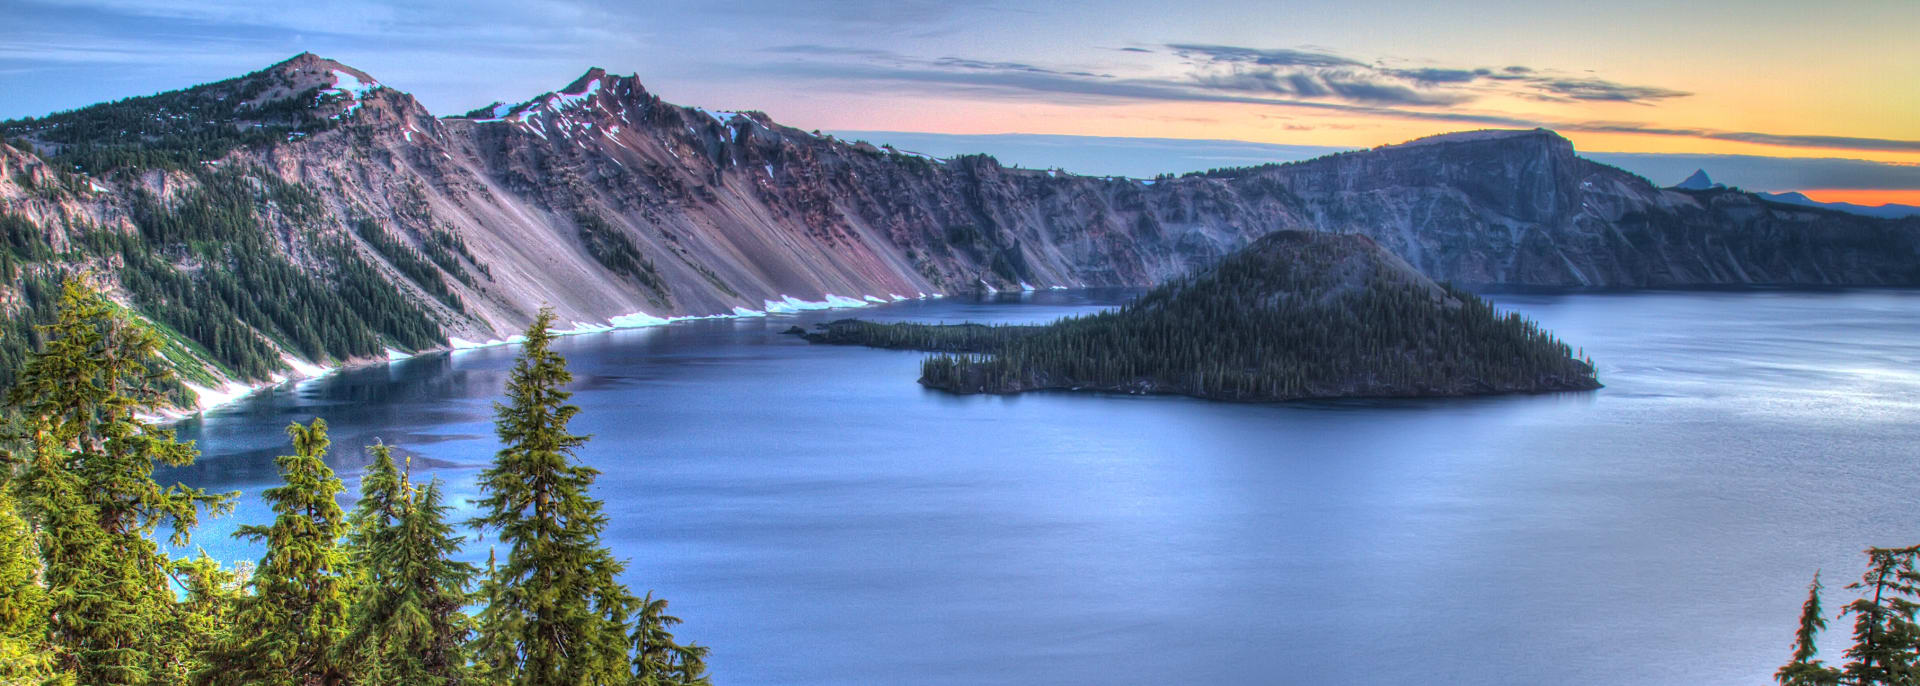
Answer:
[
  {"left": 759, "top": 43, "right": 1917, "bottom": 154},
  {"left": 1170, "top": 42, "right": 1691, "bottom": 106}
]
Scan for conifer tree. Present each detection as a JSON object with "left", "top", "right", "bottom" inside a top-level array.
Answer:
[
  {"left": 344, "top": 442, "right": 405, "bottom": 567},
  {"left": 340, "top": 443, "right": 475, "bottom": 686},
  {"left": 1841, "top": 545, "right": 1920, "bottom": 686},
  {"left": 201, "top": 419, "right": 352, "bottom": 686},
  {"left": 470, "top": 308, "right": 638, "bottom": 686},
  {"left": 0, "top": 486, "right": 66, "bottom": 685},
  {"left": 7, "top": 280, "right": 231, "bottom": 683},
  {"left": 163, "top": 553, "right": 247, "bottom": 684},
  {"left": 1776, "top": 572, "right": 1840, "bottom": 686},
  {"left": 630, "top": 592, "right": 711, "bottom": 686}
]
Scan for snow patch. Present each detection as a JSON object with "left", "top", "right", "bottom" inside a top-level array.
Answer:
[
  {"left": 695, "top": 107, "right": 739, "bottom": 126},
  {"left": 330, "top": 69, "right": 378, "bottom": 98},
  {"left": 731, "top": 306, "right": 766, "bottom": 318},
  {"left": 610, "top": 311, "right": 672, "bottom": 328},
  {"left": 823, "top": 294, "right": 872, "bottom": 308},
  {"left": 281, "top": 354, "right": 333, "bottom": 380},
  {"left": 863, "top": 295, "right": 888, "bottom": 303},
  {"left": 184, "top": 380, "right": 257, "bottom": 414},
  {"left": 384, "top": 349, "right": 413, "bottom": 361},
  {"left": 1018, "top": 282, "right": 1036, "bottom": 292},
  {"left": 771, "top": 295, "right": 831, "bottom": 311},
  {"left": 551, "top": 78, "right": 603, "bottom": 111},
  {"left": 550, "top": 320, "right": 615, "bottom": 336}
]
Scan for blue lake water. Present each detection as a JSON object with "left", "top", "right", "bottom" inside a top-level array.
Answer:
[{"left": 162, "top": 288, "right": 1920, "bottom": 685}]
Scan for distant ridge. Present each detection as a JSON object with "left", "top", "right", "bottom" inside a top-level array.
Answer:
[
  {"left": 0, "top": 53, "right": 1915, "bottom": 410},
  {"left": 1672, "top": 169, "right": 1918, "bottom": 219}
]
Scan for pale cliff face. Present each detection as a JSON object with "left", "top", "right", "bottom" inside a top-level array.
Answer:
[{"left": 5, "top": 56, "right": 1916, "bottom": 355}]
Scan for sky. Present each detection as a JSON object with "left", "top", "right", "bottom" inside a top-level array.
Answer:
[{"left": 2, "top": 0, "right": 1915, "bottom": 203}]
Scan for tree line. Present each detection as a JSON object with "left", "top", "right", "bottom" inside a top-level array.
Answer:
[
  {"left": 0, "top": 281, "right": 709, "bottom": 685},
  {"left": 805, "top": 232, "right": 1599, "bottom": 402},
  {"left": 0, "top": 63, "right": 339, "bottom": 176},
  {"left": 0, "top": 162, "right": 450, "bottom": 390},
  {"left": 1776, "top": 546, "right": 1920, "bottom": 685}
]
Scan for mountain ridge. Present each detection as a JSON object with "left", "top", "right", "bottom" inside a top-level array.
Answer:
[{"left": 1, "top": 53, "right": 1915, "bottom": 407}]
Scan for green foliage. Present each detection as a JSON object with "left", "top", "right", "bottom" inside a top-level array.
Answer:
[
  {"left": 111, "top": 168, "right": 445, "bottom": 378},
  {"left": 470, "top": 309, "right": 641, "bottom": 686},
  {"left": 5, "top": 280, "right": 232, "bottom": 683},
  {"left": 811, "top": 232, "right": 1598, "bottom": 401},
  {"left": 340, "top": 445, "right": 476, "bottom": 686},
  {"left": 630, "top": 592, "right": 711, "bottom": 686},
  {"left": 201, "top": 419, "right": 352, "bottom": 686},
  {"left": 0, "top": 287, "right": 720, "bottom": 685},
  {"left": 0, "top": 487, "right": 66, "bottom": 685},
  {"left": 157, "top": 552, "right": 248, "bottom": 683},
  {"left": 422, "top": 228, "right": 483, "bottom": 285},
  {"left": 800, "top": 320, "right": 1036, "bottom": 353},
  {"left": 353, "top": 218, "right": 463, "bottom": 312},
  {"left": 0, "top": 272, "right": 65, "bottom": 394},
  {"left": 1841, "top": 546, "right": 1920, "bottom": 685},
  {"left": 0, "top": 64, "right": 339, "bottom": 175},
  {"left": 577, "top": 212, "right": 668, "bottom": 301},
  {"left": 1776, "top": 573, "right": 1841, "bottom": 685},
  {"left": 1778, "top": 546, "right": 1920, "bottom": 686}
]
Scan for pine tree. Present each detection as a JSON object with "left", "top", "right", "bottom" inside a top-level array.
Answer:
[
  {"left": 470, "top": 308, "right": 638, "bottom": 686},
  {"left": 340, "top": 443, "right": 475, "bottom": 686},
  {"left": 200, "top": 419, "right": 352, "bottom": 686},
  {"left": 0, "top": 486, "right": 66, "bottom": 685},
  {"left": 344, "top": 442, "right": 405, "bottom": 567},
  {"left": 630, "top": 592, "right": 711, "bottom": 686},
  {"left": 7, "top": 280, "right": 231, "bottom": 683},
  {"left": 1841, "top": 546, "right": 1920, "bottom": 685},
  {"left": 162, "top": 553, "right": 247, "bottom": 684},
  {"left": 1776, "top": 572, "right": 1840, "bottom": 686}
]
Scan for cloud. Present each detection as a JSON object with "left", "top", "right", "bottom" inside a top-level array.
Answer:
[
  {"left": 1386, "top": 67, "right": 1492, "bottom": 84},
  {"left": 1167, "top": 44, "right": 1366, "bottom": 69},
  {"left": 762, "top": 54, "right": 1920, "bottom": 155},
  {"left": 1174, "top": 42, "right": 1692, "bottom": 106},
  {"left": 1533, "top": 78, "right": 1691, "bottom": 103}
]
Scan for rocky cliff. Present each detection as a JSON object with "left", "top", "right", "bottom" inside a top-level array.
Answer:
[{"left": 0, "top": 53, "right": 1914, "bottom": 398}]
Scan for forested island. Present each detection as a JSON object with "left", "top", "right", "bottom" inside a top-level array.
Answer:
[{"left": 797, "top": 231, "right": 1600, "bottom": 402}]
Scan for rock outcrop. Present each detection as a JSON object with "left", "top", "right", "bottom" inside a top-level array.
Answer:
[{"left": 1, "top": 53, "right": 1915, "bottom": 394}]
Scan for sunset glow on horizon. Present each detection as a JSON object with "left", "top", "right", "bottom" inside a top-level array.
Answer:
[{"left": 1, "top": 0, "right": 1914, "bottom": 192}]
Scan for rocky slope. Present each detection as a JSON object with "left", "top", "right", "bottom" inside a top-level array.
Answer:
[
  {"left": 796, "top": 230, "right": 1601, "bottom": 401},
  {"left": 0, "top": 53, "right": 1914, "bottom": 402}
]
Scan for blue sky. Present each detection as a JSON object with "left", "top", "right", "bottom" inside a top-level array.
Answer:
[{"left": 2, "top": 0, "right": 1914, "bottom": 198}]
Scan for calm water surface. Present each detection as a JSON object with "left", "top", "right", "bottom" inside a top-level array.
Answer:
[{"left": 164, "top": 289, "right": 1920, "bottom": 685}]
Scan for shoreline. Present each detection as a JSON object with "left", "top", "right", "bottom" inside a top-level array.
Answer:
[{"left": 151, "top": 290, "right": 953, "bottom": 423}]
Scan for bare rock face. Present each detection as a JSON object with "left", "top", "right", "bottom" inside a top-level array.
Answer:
[{"left": 3, "top": 54, "right": 1917, "bottom": 377}]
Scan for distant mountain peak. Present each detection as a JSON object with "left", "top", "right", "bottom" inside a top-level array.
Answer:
[
  {"left": 1674, "top": 169, "right": 1719, "bottom": 190},
  {"left": 448, "top": 67, "right": 642, "bottom": 123},
  {"left": 1378, "top": 128, "right": 1562, "bottom": 150},
  {"left": 564, "top": 67, "right": 611, "bottom": 93}
]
